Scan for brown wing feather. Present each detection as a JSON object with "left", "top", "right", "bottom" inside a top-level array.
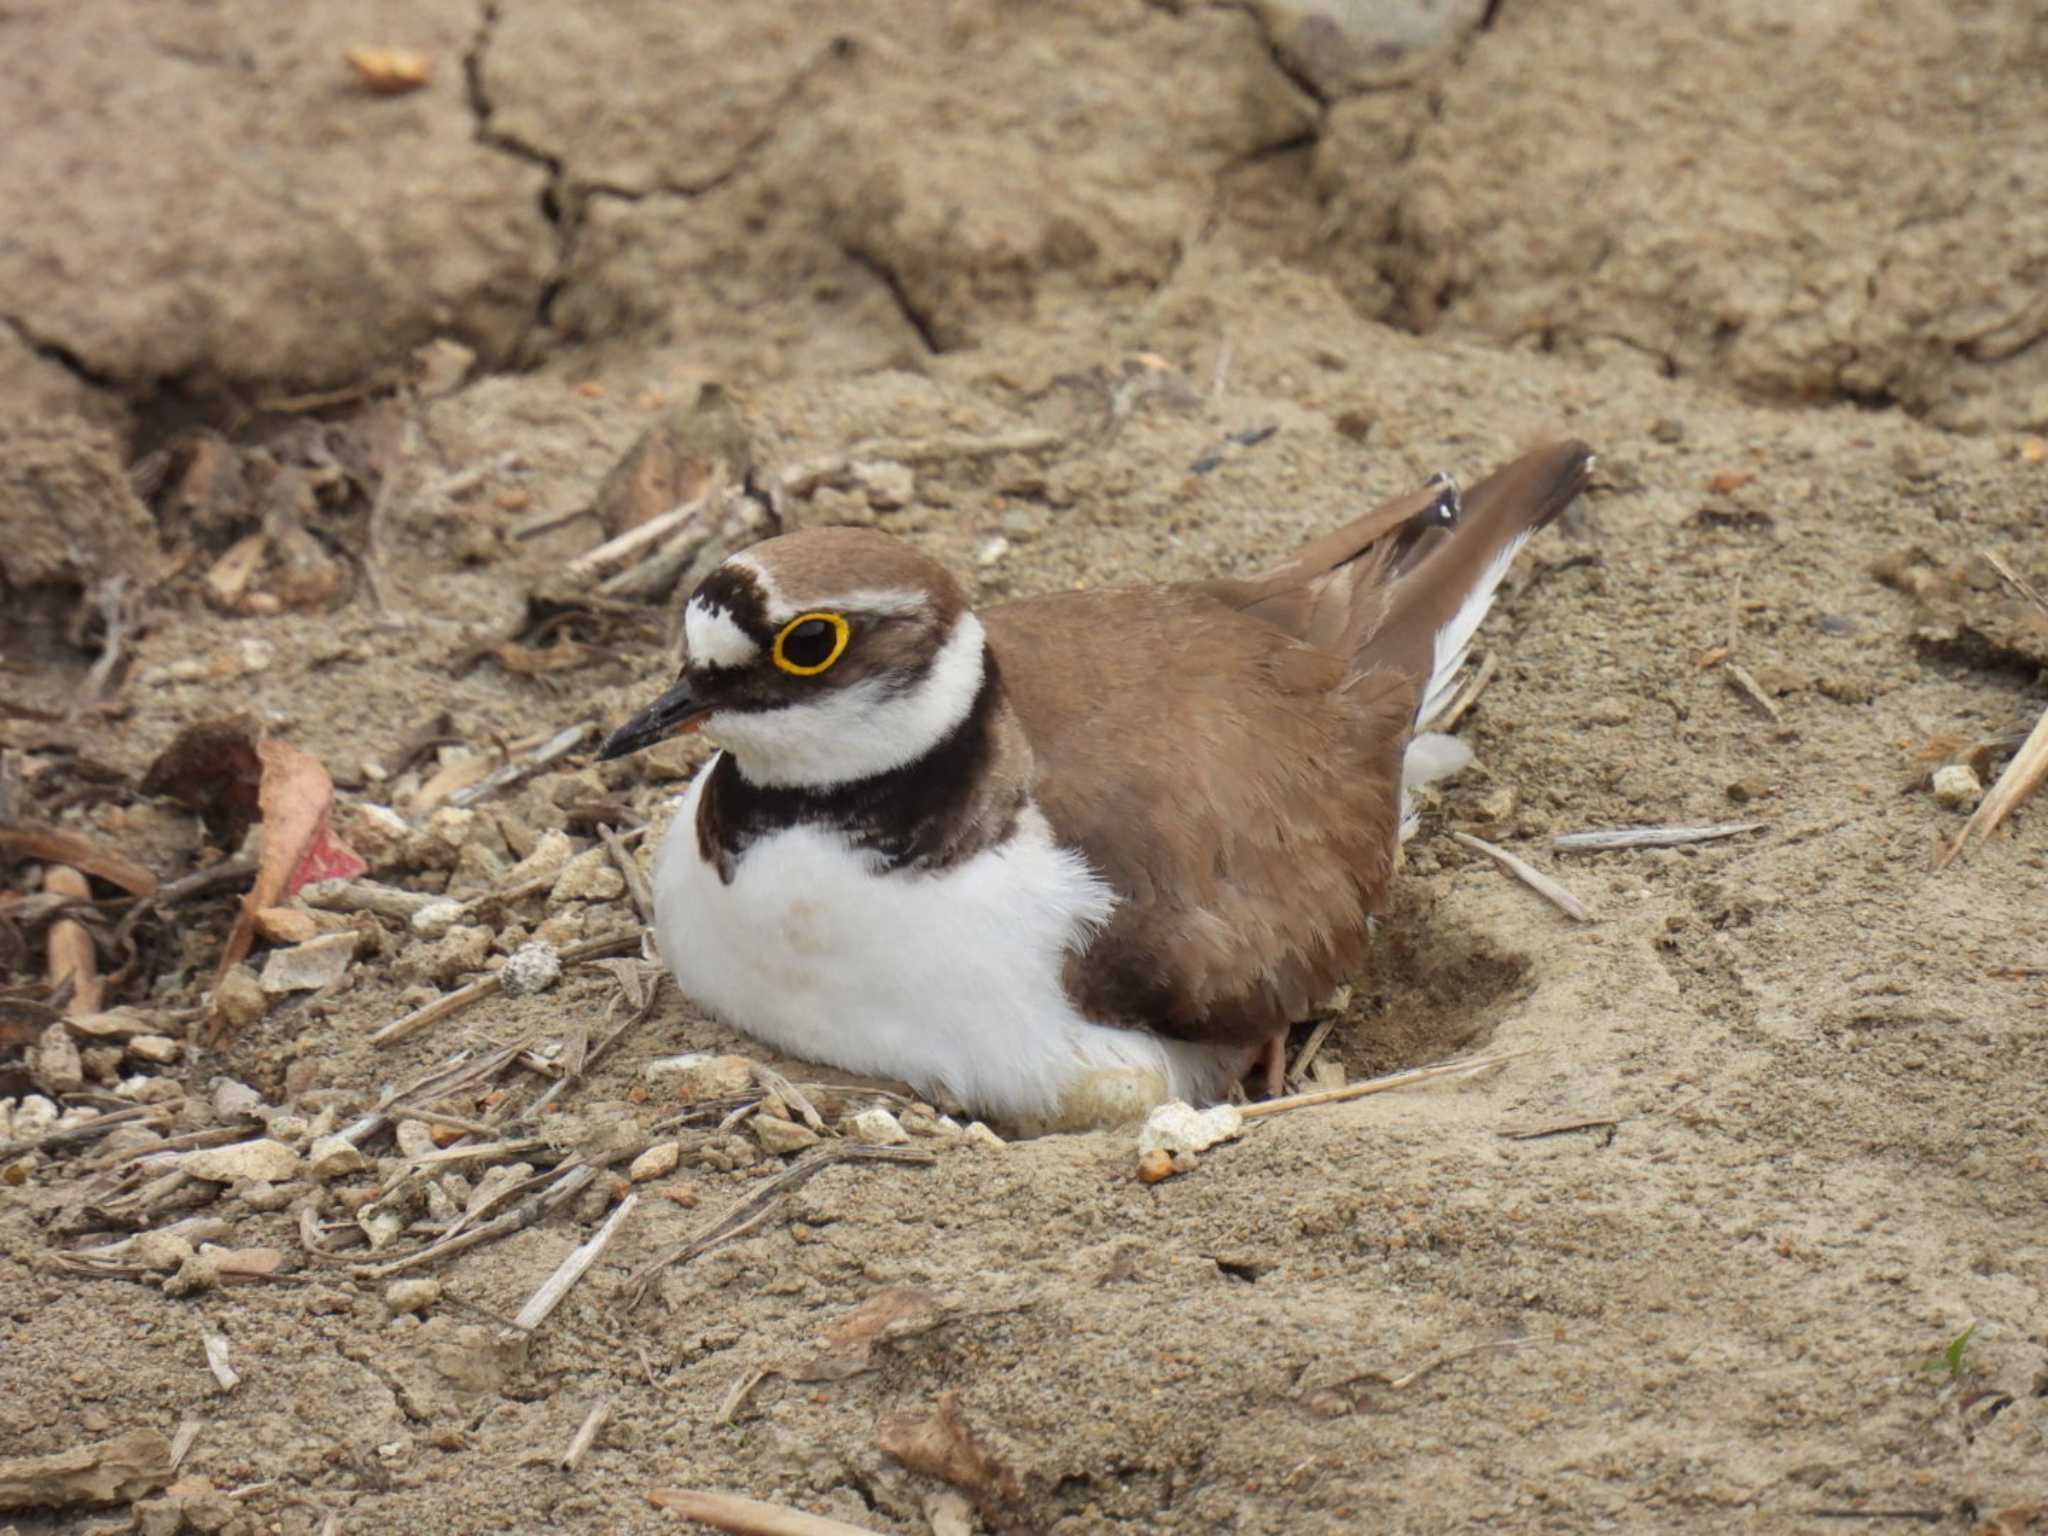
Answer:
[
  {"left": 989, "top": 439, "right": 1593, "bottom": 1048},
  {"left": 985, "top": 589, "right": 1411, "bottom": 1043}
]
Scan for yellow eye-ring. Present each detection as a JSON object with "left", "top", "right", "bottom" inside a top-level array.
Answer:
[{"left": 771, "top": 612, "right": 850, "bottom": 676}]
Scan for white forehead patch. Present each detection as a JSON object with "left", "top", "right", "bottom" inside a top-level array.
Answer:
[{"left": 684, "top": 598, "right": 761, "bottom": 669}]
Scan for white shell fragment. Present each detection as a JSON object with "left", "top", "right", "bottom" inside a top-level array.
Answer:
[
  {"left": 1137, "top": 1101, "right": 1245, "bottom": 1158},
  {"left": 1931, "top": 763, "right": 1983, "bottom": 810}
]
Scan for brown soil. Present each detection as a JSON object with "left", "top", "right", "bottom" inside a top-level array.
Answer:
[{"left": 3, "top": 3, "right": 2046, "bottom": 1534}]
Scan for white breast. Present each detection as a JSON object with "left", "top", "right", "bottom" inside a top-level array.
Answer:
[{"left": 650, "top": 758, "right": 1247, "bottom": 1129}]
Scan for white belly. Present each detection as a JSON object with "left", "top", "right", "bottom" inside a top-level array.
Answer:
[{"left": 650, "top": 759, "right": 1246, "bottom": 1129}]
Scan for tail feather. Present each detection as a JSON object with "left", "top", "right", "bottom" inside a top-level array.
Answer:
[{"left": 1373, "top": 440, "right": 1594, "bottom": 726}]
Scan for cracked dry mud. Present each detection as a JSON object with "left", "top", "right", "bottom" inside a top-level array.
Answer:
[{"left": 2, "top": 3, "right": 2046, "bottom": 1534}]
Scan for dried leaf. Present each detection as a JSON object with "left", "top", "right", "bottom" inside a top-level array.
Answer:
[
  {"left": 141, "top": 717, "right": 264, "bottom": 848},
  {"left": 213, "top": 739, "right": 366, "bottom": 994},
  {"left": 786, "top": 1286, "right": 947, "bottom": 1382},
  {"left": 878, "top": 1392, "right": 1026, "bottom": 1528}
]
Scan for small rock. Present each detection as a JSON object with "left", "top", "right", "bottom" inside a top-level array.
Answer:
[
  {"left": 963, "top": 1121, "right": 1005, "bottom": 1150},
  {"left": 344, "top": 801, "right": 412, "bottom": 867},
  {"left": 395, "top": 1119, "right": 438, "bottom": 1159},
  {"left": 259, "top": 931, "right": 356, "bottom": 995},
  {"left": 499, "top": 940, "right": 562, "bottom": 997},
  {"left": 752, "top": 1116, "right": 822, "bottom": 1155},
  {"left": 252, "top": 905, "right": 320, "bottom": 945},
  {"left": 385, "top": 1278, "right": 441, "bottom": 1316},
  {"left": 1137, "top": 1101, "right": 1244, "bottom": 1158},
  {"left": 398, "top": 924, "right": 494, "bottom": 985},
  {"left": 447, "top": 838, "right": 508, "bottom": 897},
  {"left": 1584, "top": 697, "right": 1632, "bottom": 727},
  {"left": 260, "top": 1112, "right": 312, "bottom": 1146},
  {"left": 550, "top": 847, "right": 626, "bottom": 904},
  {"left": 407, "top": 806, "right": 480, "bottom": 870},
  {"left": 81, "top": 1044, "right": 124, "bottom": 1081},
  {"left": 1650, "top": 417, "right": 1687, "bottom": 444},
  {"left": 238, "top": 1180, "right": 298, "bottom": 1213},
  {"left": 504, "top": 828, "right": 575, "bottom": 887},
  {"left": 645, "top": 1052, "right": 755, "bottom": 1100},
  {"left": 32, "top": 1022, "right": 84, "bottom": 1094},
  {"left": 848, "top": 1107, "right": 910, "bottom": 1146},
  {"left": 163, "top": 1250, "right": 224, "bottom": 1296},
  {"left": 131, "top": 1231, "right": 197, "bottom": 1272},
  {"left": 1932, "top": 763, "right": 1983, "bottom": 810},
  {"left": 850, "top": 459, "right": 915, "bottom": 511},
  {"left": 1136, "top": 1148, "right": 1177, "bottom": 1184},
  {"left": 125, "top": 1034, "right": 182, "bottom": 1065},
  {"left": 184, "top": 1139, "right": 303, "bottom": 1185},
  {"left": 975, "top": 535, "right": 1010, "bottom": 568},
  {"left": 1473, "top": 786, "right": 1518, "bottom": 822},
  {"left": 12, "top": 1094, "right": 59, "bottom": 1140},
  {"left": 409, "top": 899, "right": 467, "bottom": 939},
  {"left": 212, "top": 965, "right": 268, "bottom": 1028},
  {"left": 307, "top": 1134, "right": 368, "bottom": 1180},
  {"left": 629, "top": 1140, "right": 682, "bottom": 1181},
  {"left": 212, "top": 1079, "right": 266, "bottom": 1120}
]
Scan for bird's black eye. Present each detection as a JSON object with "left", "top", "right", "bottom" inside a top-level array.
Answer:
[{"left": 772, "top": 612, "right": 850, "bottom": 675}]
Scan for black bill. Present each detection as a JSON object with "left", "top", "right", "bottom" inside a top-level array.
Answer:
[{"left": 598, "top": 677, "right": 707, "bottom": 760}]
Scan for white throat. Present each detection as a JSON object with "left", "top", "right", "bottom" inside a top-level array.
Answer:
[{"left": 706, "top": 612, "right": 988, "bottom": 790}]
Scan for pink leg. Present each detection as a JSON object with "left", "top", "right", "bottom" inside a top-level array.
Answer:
[{"left": 1259, "top": 1034, "right": 1288, "bottom": 1098}]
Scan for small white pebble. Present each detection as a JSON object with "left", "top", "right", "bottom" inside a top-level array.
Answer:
[
  {"left": 975, "top": 536, "right": 1010, "bottom": 568},
  {"left": 409, "top": 899, "right": 467, "bottom": 938},
  {"left": 963, "top": 1121, "right": 1006, "bottom": 1150},
  {"left": 848, "top": 1107, "right": 910, "bottom": 1146},
  {"left": 384, "top": 1279, "right": 441, "bottom": 1316},
  {"left": 1931, "top": 763, "right": 1982, "bottom": 811}
]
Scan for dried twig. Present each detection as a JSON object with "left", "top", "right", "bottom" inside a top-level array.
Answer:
[
  {"left": 366, "top": 932, "right": 639, "bottom": 1046},
  {"left": 1724, "top": 663, "right": 1782, "bottom": 723},
  {"left": 615, "top": 1145, "right": 934, "bottom": 1309},
  {"left": 780, "top": 429, "right": 1063, "bottom": 498},
  {"left": 750, "top": 1064, "right": 826, "bottom": 1133},
  {"left": 1938, "top": 697, "right": 2048, "bottom": 869},
  {"left": 1285, "top": 1017, "right": 1337, "bottom": 1089},
  {"left": 647, "top": 1489, "right": 881, "bottom": 1536},
  {"left": 1552, "top": 822, "right": 1765, "bottom": 852},
  {"left": 1241, "top": 1049, "right": 1527, "bottom": 1122},
  {"left": 1386, "top": 1337, "right": 1528, "bottom": 1390},
  {"left": 167, "top": 1418, "right": 203, "bottom": 1472},
  {"left": 1449, "top": 831, "right": 1594, "bottom": 922},
  {"left": 559, "top": 1399, "right": 610, "bottom": 1472},
  {"left": 1434, "top": 650, "right": 1499, "bottom": 733},
  {"left": 598, "top": 823, "right": 653, "bottom": 926},
  {"left": 449, "top": 722, "right": 595, "bottom": 810},
  {"left": 515, "top": 1193, "right": 639, "bottom": 1331},
  {"left": 1497, "top": 1115, "right": 1619, "bottom": 1141},
  {"left": 1984, "top": 549, "right": 2048, "bottom": 619},
  {"left": 717, "top": 1367, "right": 769, "bottom": 1426},
  {"left": 565, "top": 493, "right": 711, "bottom": 582}
]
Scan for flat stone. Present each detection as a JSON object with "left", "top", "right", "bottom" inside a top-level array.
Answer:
[
  {"left": 645, "top": 1052, "right": 755, "bottom": 1101},
  {"left": 1137, "top": 1101, "right": 1244, "bottom": 1158},
  {"left": 258, "top": 931, "right": 356, "bottom": 995},
  {"left": 848, "top": 1107, "right": 910, "bottom": 1146},
  {"left": 550, "top": 847, "right": 626, "bottom": 904},
  {"left": 307, "top": 1134, "right": 368, "bottom": 1181},
  {"left": 628, "top": 1140, "right": 682, "bottom": 1181},
  {"left": 751, "top": 1116, "right": 822, "bottom": 1155},
  {"left": 184, "top": 1138, "right": 303, "bottom": 1185}
]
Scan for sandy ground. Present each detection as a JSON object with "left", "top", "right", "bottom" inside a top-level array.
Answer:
[{"left": 3, "top": 2, "right": 2046, "bottom": 1533}]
